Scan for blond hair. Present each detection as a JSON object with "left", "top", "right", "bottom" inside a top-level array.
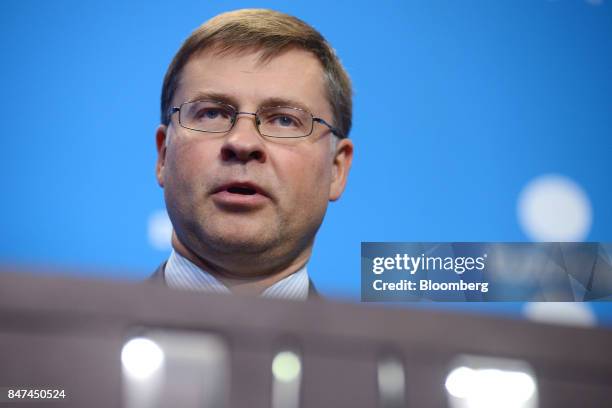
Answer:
[{"left": 160, "top": 9, "right": 352, "bottom": 138}]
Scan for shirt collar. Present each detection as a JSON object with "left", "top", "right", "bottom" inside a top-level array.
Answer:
[{"left": 164, "top": 249, "right": 310, "bottom": 301}]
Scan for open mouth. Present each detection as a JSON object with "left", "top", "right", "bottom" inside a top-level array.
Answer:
[
  {"left": 226, "top": 186, "right": 257, "bottom": 195},
  {"left": 212, "top": 182, "right": 268, "bottom": 207}
]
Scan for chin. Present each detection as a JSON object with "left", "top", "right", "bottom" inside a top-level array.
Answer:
[{"left": 200, "top": 227, "right": 281, "bottom": 256}]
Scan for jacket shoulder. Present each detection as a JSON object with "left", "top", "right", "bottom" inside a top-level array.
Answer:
[{"left": 148, "top": 262, "right": 166, "bottom": 283}]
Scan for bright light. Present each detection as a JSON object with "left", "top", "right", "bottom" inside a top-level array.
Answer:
[
  {"left": 523, "top": 302, "right": 596, "bottom": 327},
  {"left": 272, "top": 351, "right": 301, "bottom": 383},
  {"left": 121, "top": 337, "right": 165, "bottom": 380},
  {"left": 378, "top": 357, "right": 405, "bottom": 406},
  {"left": 517, "top": 174, "right": 592, "bottom": 242},
  {"left": 378, "top": 358, "right": 405, "bottom": 396},
  {"left": 446, "top": 366, "right": 536, "bottom": 408},
  {"left": 445, "top": 366, "right": 474, "bottom": 399}
]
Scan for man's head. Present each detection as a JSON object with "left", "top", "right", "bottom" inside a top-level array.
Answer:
[
  {"left": 160, "top": 9, "right": 352, "bottom": 139},
  {"left": 155, "top": 9, "right": 354, "bottom": 279}
]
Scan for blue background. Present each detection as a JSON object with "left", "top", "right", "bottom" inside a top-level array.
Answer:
[{"left": 1, "top": 1, "right": 611, "bottom": 324}]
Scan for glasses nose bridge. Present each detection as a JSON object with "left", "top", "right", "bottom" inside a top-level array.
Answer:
[
  {"left": 232, "top": 111, "right": 260, "bottom": 127},
  {"left": 229, "top": 110, "right": 262, "bottom": 136}
]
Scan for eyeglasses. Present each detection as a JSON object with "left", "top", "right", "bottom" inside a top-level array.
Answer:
[{"left": 169, "top": 100, "right": 344, "bottom": 139}]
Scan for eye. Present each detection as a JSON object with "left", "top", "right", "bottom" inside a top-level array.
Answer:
[
  {"left": 195, "top": 108, "right": 230, "bottom": 120},
  {"left": 270, "top": 115, "right": 299, "bottom": 128}
]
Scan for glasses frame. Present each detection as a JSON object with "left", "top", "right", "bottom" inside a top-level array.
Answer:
[{"left": 169, "top": 99, "right": 345, "bottom": 139}]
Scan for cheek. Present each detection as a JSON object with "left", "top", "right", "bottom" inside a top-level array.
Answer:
[
  {"left": 165, "top": 138, "right": 216, "bottom": 197},
  {"left": 276, "top": 148, "right": 332, "bottom": 209}
]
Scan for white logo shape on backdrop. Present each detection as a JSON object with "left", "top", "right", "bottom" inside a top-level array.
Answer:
[
  {"left": 147, "top": 209, "right": 173, "bottom": 251},
  {"left": 517, "top": 174, "right": 592, "bottom": 242}
]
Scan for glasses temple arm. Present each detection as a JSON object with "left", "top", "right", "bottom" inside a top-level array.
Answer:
[{"left": 313, "top": 117, "right": 345, "bottom": 138}]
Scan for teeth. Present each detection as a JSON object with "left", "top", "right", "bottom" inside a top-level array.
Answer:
[{"left": 227, "top": 186, "right": 256, "bottom": 195}]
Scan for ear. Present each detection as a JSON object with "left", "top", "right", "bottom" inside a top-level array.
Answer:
[
  {"left": 155, "top": 124, "right": 168, "bottom": 188},
  {"left": 329, "top": 138, "right": 354, "bottom": 201}
]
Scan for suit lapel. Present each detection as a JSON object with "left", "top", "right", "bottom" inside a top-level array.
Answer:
[
  {"left": 307, "top": 278, "right": 320, "bottom": 299},
  {"left": 149, "top": 262, "right": 166, "bottom": 283}
]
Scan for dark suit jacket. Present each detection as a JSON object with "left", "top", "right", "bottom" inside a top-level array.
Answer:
[{"left": 149, "top": 262, "right": 320, "bottom": 300}]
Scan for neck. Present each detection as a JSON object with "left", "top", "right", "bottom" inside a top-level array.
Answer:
[{"left": 170, "top": 232, "right": 311, "bottom": 296}]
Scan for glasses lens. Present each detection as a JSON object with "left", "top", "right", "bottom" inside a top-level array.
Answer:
[
  {"left": 257, "top": 107, "right": 313, "bottom": 138},
  {"left": 180, "top": 101, "right": 234, "bottom": 132}
]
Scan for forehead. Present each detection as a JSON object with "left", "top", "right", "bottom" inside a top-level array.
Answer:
[{"left": 175, "top": 48, "right": 331, "bottom": 116}]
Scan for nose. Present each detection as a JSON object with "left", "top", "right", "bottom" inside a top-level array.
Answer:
[{"left": 220, "top": 112, "right": 266, "bottom": 163}]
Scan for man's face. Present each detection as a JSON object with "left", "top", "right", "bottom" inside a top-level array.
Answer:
[{"left": 156, "top": 48, "right": 352, "bottom": 276}]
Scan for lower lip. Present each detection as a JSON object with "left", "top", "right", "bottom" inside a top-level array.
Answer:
[{"left": 212, "top": 190, "right": 269, "bottom": 209}]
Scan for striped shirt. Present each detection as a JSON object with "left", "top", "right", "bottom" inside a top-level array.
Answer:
[{"left": 164, "top": 249, "right": 310, "bottom": 301}]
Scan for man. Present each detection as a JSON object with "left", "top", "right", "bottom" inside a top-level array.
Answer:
[{"left": 151, "top": 9, "right": 353, "bottom": 300}]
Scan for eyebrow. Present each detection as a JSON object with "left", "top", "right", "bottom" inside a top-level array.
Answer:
[
  {"left": 257, "top": 97, "right": 312, "bottom": 113},
  {"left": 185, "top": 91, "right": 240, "bottom": 108},
  {"left": 183, "top": 91, "right": 314, "bottom": 114}
]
